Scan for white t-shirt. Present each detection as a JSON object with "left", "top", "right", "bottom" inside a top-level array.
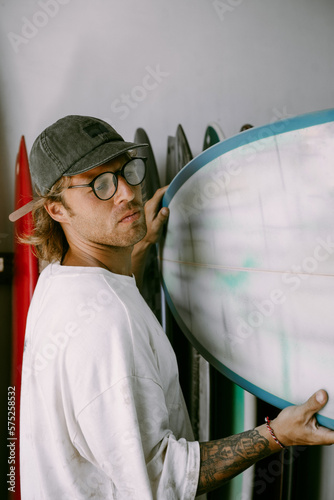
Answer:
[{"left": 20, "top": 263, "right": 200, "bottom": 499}]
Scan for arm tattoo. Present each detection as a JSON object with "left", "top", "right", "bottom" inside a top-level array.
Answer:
[{"left": 197, "top": 429, "right": 271, "bottom": 495}]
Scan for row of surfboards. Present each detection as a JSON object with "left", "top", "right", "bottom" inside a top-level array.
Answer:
[{"left": 12, "top": 118, "right": 333, "bottom": 500}]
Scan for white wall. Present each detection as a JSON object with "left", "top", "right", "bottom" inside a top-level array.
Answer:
[{"left": 1, "top": 0, "right": 334, "bottom": 251}]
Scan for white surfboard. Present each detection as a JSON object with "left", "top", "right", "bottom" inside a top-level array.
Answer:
[{"left": 161, "top": 108, "right": 334, "bottom": 430}]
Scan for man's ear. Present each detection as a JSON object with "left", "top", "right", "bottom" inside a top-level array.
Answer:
[{"left": 44, "top": 201, "right": 70, "bottom": 224}]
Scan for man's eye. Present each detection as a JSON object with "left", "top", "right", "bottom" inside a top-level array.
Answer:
[{"left": 96, "top": 182, "right": 109, "bottom": 191}]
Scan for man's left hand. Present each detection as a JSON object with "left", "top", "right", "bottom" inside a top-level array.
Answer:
[{"left": 142, "top": 185, "right": 169, "bottom": 246}]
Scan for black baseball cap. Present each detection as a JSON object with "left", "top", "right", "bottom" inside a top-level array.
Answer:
[{"left": 9, "top": 115, "right": 148, "bottom": 222}]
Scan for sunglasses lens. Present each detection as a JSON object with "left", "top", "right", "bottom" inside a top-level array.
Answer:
[
  {"left": 92, "top": 158, "right": 146, "bottom": 200},
  {"left": 124, "top": 158, "right": 146, "bottom": 185},
  {"left": 94, "top": 173, "right": 117, "bottom": 200}
]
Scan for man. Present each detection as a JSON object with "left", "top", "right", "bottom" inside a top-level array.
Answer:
[{"left": 11, "top": 115, "right": 334, "bottom": 499}]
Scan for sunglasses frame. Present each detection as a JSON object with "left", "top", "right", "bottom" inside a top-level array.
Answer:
[{"left": 67, "top": 156, "right": 147, "bottom": 201}]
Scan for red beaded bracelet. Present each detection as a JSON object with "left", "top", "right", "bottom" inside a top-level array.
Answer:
[{"left": 265, "top": 417, "right": 286, "bottom": 449}]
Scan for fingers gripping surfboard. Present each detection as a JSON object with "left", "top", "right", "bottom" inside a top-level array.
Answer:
[
  {"left": 161, "top": 109, "right": 334, "bottom": 430},
  {"left": 12, "top": 136, "right": 39, "bottom": 500}
]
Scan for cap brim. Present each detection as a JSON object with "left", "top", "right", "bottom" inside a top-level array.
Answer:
[
  {"left": 63, "top": 141, "right": 149, "bottom": 177},
  {"left": 9, "top": 199, "right": 40, "bottom": 222}
]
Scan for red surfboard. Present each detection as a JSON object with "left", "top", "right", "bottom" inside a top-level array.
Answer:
[{"left": 11, "top": 136, "right": 39, "bottom": 500}]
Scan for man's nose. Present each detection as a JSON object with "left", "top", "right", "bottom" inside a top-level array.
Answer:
[{"left": 113, "top": 175, "right": 136, "bottom": 204}]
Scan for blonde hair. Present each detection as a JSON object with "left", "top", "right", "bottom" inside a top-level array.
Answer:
[{"left": 19, "top": 176, "right": 72, "bottom": 263}]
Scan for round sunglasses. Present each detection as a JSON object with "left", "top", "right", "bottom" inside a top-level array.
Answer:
[{"left": 67, "top": 157, "right": 146, "bottom": 201}]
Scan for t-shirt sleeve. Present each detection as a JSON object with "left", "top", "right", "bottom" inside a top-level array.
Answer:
[{"left": 72, "top": 375, "right": 200, "bottom": 500}]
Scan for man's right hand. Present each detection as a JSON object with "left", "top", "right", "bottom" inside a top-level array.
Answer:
[
  {"left": 196, "top": 389, "right": 334, "bottom": 496},
  {"left": 267, "top": 389, "right": 334, "bottom": 448}
]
